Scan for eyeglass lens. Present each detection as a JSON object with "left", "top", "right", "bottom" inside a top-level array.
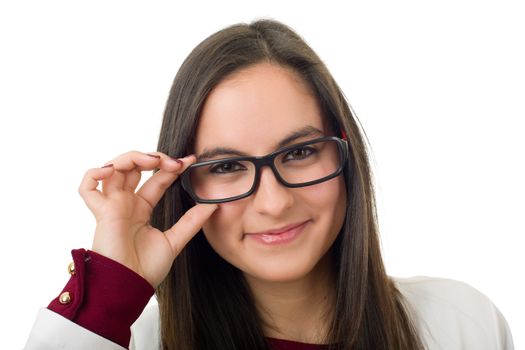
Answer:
[{"left": 187, "top": 139, "right": 341, "bottom": 201}]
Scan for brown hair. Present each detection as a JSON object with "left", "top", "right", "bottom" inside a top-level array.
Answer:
[{"left": 151, "top": 19, "right": 425, "bottom": 349}]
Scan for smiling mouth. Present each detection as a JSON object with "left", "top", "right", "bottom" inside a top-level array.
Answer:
[
  {"left": 246, "top": 220, "right": 310, "bottom": 236},
  {"left": 244, "top": 220, "right": 310, "bottom": 244}
]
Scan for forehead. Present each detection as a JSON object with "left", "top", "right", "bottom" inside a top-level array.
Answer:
[{"left": 194, "top": 63, "right": 327, "bottom": 156}]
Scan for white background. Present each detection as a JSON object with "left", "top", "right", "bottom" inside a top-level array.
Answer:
[{"left": 1, "top": 1, "right": 523, "bottom": 348}]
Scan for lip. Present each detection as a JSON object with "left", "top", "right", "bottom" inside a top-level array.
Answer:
[{"left": 245, "top": 220, "right": 309, "bottom": 245}]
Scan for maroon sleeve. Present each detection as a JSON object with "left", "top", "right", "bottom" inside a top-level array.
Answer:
[{"left": 48, "top": 249, "right": 155, "bottom": 348}]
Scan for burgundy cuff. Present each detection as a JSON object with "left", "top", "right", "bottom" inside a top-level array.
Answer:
[{"left": 48, "top": 249, "right": 155, "bottom": 348}]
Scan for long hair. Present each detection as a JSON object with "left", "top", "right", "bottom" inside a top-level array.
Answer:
[{"left": 151, "top": 19, "right": 424, "bottom": 350}]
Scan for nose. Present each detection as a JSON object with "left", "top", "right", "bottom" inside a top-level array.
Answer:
[{"left": 251, "top": 166, "right": 294, "bottom": 216}]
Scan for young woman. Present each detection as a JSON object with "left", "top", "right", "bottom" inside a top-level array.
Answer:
[{"left": 25, "top": 19, "right": 513, "bottom": 350}]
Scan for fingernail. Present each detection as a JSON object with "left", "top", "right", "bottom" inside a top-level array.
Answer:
[
  {"left": 169, "top": 156, "right": 183, "bottom": 164},
  {"left": 101, "top": 163, "right": 114, "bottom": 168},
  {"left": 146, "top": 153, "right": 161, "bottom": 159}
]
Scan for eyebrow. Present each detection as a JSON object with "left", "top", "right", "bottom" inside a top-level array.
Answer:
[{"left": 196, "top": 125, "right": 324, "bottom": 161}]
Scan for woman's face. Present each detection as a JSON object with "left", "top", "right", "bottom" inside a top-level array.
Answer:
[{"left": 194, "top": 62, "right": 346, "bottom": 283}]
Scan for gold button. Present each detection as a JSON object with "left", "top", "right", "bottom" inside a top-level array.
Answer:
[
  {"left": 59, "top": 291, "right": 72, "bottom": 304},
  {"left": 68, "top": 262, "right": 76, "bottom": 276}
]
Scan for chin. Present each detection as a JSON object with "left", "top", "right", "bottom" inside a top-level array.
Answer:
[{"left": 241, "top": 257, "right": 320, "bottom": 284}]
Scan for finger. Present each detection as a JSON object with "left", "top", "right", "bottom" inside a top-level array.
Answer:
[
  {"left": 79, "top": 164, "right": 115, "bottom": 215},
  {"left": 123, "top": 152, "right": 185, "bottom": 191},
  {"left": 136, "top": 154, "right": 196, "bottom": 208},
  {"left": 164, "top": 203, "right": 219, "bottom": 257},
  {"left": 101, "top": 151, "right": 164, "bottom": 193}
]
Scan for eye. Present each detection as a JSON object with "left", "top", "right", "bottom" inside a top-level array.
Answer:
[
  {"left": 283, "top": 147, "right": 316, "bottom": 162},
  {"left": 209, "top": 161, "right": 247, "bottom": 174}
]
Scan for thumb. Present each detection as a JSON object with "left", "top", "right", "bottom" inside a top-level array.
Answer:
[{"left": 164, "top": 203, "right": 219, "bottom": 257}]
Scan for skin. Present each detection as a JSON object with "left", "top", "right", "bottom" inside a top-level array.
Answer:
[
  {"left": 194, "top": 62, "right": 347, "bottom": 342},
  {"left": 82, "top": 152, "right": 218, "bottom": 288}
]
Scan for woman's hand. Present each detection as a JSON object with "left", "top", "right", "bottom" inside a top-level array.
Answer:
[{"left": 78, "top": 151, "right": 217, "bottom": 288}]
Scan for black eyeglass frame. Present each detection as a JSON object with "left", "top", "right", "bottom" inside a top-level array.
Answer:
[{"left": 180, "top": 136, "right": 349, "bottom": 204}]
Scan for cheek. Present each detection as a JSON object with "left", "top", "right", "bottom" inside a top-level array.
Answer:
[
  {"left": 202, "top": 201, "right": 244, "bottom": 252},
  {"left": 300, "top": 176, "right": 346, "bottom": 213},
  {"left": 300, "top": 176, "right": 347, "bottom": 244}
]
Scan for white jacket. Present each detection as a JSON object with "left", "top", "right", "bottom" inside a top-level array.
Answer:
[{"left": 24, "top": 276, "right": 514, "bottom": 349}]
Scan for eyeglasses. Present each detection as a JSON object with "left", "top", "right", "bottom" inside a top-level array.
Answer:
[{"left": 180, "top": 136, "right": 348, "bottom": 204}]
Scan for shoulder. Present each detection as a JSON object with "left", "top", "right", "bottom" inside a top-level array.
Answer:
[
  {"left": 130, "top": 302, "right": 160, "bottom": 350},
  {"left": 393, "top": 275, "right": 495, "bottom": 316},
  {"left": 392, "top": 276, "right": 514, "bottom": 350},
  {"left": 127, "top": 279, "right": 515, "bottom": 350}
]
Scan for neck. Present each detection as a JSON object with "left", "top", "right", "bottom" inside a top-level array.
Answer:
[{"left": 244, "top": 252, "right": 335, "bottom": 344}]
